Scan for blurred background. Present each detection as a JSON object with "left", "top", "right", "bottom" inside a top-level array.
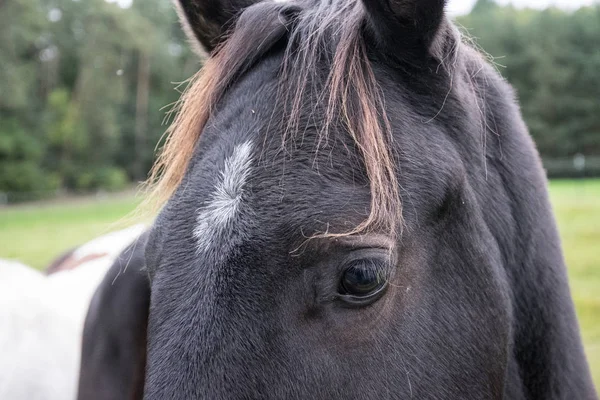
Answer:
[{"left": 0, "top": 0, "right": 598, "bottom": 387}]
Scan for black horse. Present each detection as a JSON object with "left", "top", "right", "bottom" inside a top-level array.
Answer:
[{"left": 78, "top": 0, "right": 598, "bottom": 398}]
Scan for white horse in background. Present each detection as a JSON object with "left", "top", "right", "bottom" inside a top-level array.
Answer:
[{"left": 0, "top": 224, "right": 145, "bottom": 400}]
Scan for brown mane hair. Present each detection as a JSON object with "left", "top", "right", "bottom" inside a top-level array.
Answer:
[{"left": 145, "top": 0, "right": 420, "bottom": 237}]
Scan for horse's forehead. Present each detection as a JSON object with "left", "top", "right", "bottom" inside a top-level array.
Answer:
[
  {"left": 187, "top": 129, "right": 368, "bottom": 254},
  {"left": 192, "top": 140, "right": 256, "bottom": 255}
]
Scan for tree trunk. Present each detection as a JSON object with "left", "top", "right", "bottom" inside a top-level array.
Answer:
[{"left": 134, "top": 51, "right": 150, "bottom": 181}]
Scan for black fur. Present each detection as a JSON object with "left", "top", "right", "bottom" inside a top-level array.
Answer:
[
  {"left": 362, "top": 0, "right": 447, "bottom": 58},
  {"left": 175, "top": 0, "right": 262, "bottom": 53},
  {"left": 81, "top": 0, "right": 597, "bottom": 398},
  {"left": 77, "top": 233, "right": 150, "bottom": 400}
]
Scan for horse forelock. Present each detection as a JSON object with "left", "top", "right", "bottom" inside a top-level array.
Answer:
[{"left": 144, "top": 0, "right": 461, "bottom": 238}]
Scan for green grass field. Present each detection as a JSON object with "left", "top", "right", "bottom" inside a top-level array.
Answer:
[
  {"left": 550, "top": 180, "right": 600, "bottom": 386},
  {"left": 0, "top": 180, "right": 599, "bottom": 386},
  {"left": 0, "top": 191, "right": 144, "bottom": 269}
]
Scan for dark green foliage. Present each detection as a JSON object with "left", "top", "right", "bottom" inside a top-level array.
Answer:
[
  {"left": 0, "top": 0, "right": 599, "bottom": 201},
  {"left": 458, "top": 2, "right": 600, "bottom": 176},
  {"left": 0, "top": 118, "right": 58, "bottom": 201},
  {"left": 0, "top": 0, "right": 197, "bottom": 201}
]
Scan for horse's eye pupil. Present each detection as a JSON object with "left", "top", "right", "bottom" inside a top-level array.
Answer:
[{"left": 340, "top": 264, "right": 384, "bottom": 296}]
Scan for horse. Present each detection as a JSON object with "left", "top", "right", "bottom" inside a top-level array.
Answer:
[
  {"left": 0, "top": 259, "right": 75, "bottom": 400},
  {"left": 0, "top": 225, "right": 144, "bottom": 400},
  {"left": 77, "top": 233, "right": 150, "bottom": 400},
  {"left": 45, "top": 224, "right": 146, "bottom": 276},
  {"left": 79, "top": 0, "right": 598, "bottom": 398}
]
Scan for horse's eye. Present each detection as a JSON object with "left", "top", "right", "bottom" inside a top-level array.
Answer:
[{"left": 338, "top": 260, "right": 389, "bottom": 306}]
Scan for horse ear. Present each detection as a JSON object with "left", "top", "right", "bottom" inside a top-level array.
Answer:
[
  {"left": 175, "top": 0, "right": 262, "bottom": 54},
  {"left": 361, "top": 0, "right": 447, "bottom": 57}
]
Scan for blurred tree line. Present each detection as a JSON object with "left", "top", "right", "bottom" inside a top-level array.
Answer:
[
  {"left": 0, "top": 0, "right": 599, "bottom": 202},
  {"left": 457, "top": 0, "right": 600, "bottom": 177},
  {"left": 0, "top": 0, "right": 197, "bottom": 201}
]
